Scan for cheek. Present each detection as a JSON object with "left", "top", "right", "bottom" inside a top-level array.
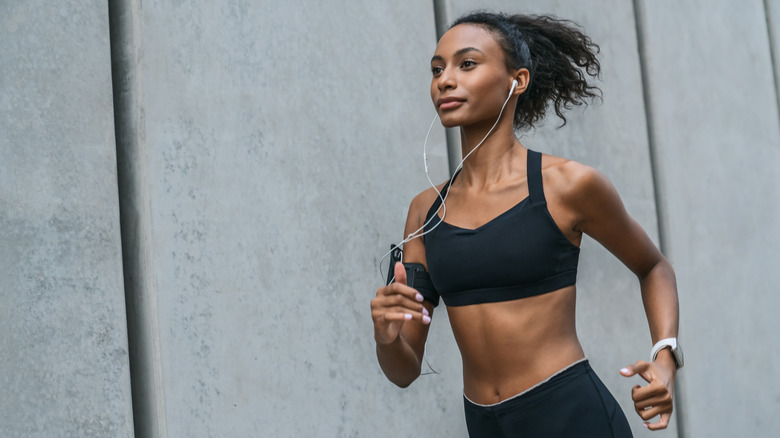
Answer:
[{"left": 474, "top": 78, "right": 511, "bottom": 108}]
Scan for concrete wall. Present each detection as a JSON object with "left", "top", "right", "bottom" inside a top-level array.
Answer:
[
  {"left": 114, "top": 1, "right": 459, "bottom": 436},
  {"left": 636, "top": 0, "right": 780, "bottom": 436},
  {"left": 0, "top": 1, "right": 134, "bottom": 437},
  {"left": 3, "top": 1, "right": 780, "bottom": 437}
]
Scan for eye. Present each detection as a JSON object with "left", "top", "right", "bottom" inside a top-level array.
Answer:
[
  {"left": 431, "top": 66, "right": 444, "bottom": 76},
  {"left": 461, "top": 59, "right": 477, "bottom": 68}
]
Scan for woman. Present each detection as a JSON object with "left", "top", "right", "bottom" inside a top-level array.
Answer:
[{"left": 371, "top": 12, "right": 680, "bottom": 437}]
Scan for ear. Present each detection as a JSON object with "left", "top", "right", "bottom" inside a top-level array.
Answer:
[{"left": 512, "top": 68, "right": 531, "bottom": 95}]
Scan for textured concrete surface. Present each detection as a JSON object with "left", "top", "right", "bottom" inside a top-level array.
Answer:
[
  {"left": 0, "top": 1, "right": 135, "bottom": 437},
  {"left": 123, "top": 0, "right": 459, "bottom": 436},
  {"left": 637, "top": 0, "right": 780, "bottom": 436},
  {"left": 5, "top": 1, "right": 780, "bottom": 436},
  {"left": 440, "top": 1, "right": 668, "bottom": 436},
  {"left": 768, "top": 0, "right": 780, "bottom": 117}
]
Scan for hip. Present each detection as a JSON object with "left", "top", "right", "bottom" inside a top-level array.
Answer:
[{"left": 463, "top": 360, "right": 633, "bottom": 437}]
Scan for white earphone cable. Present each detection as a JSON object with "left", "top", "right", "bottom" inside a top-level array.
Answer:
[{"left": 379, "top": 82, "right": 517, "bottom": 281}]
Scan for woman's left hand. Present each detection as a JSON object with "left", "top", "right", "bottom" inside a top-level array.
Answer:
[{"left": 619, "top": 356, "right": 676, "bottom": 431}]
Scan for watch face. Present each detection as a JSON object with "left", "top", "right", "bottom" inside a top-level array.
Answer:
[{"left": 673, "top": 344, "right": 684, "bottom": 368}]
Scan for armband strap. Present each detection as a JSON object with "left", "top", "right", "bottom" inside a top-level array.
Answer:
[
  {"left": 383, "top": 245, "right": 440, "bottom": 307},
  {"left": 402, "top": 263, "right": 440, "bottom": 308}
]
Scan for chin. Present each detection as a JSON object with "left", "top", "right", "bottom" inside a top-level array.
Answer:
[{"left": 438, "top": 114, "right": 464, "bottom": 128}]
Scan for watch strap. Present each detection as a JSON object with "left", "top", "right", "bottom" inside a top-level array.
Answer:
[{"left": 650, "top": 337, "right": 683, "bottom": 369}]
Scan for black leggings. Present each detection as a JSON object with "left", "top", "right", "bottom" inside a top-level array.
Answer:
[{"left": 463, "top": 360, "right": 633, "bottom": 437}]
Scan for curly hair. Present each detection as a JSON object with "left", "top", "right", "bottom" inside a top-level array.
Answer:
[{"left": 450, "top": 11, "right": 602, "bottom": 130}]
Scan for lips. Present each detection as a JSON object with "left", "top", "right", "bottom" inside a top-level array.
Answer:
[{"left": 437, "top": 96, "right": 465, "bottom": 110}]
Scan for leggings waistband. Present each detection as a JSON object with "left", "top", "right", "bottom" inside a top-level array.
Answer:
[{"left": 463, "top": 358, "right": 589, "bottom": 408}]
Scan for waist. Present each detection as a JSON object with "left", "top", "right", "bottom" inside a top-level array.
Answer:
[
  {"left": 449, "top": 285, "right": 582, "bottom": 400},
  {"left": 464, "top": 359, "right": 590, "bottom": 410}
]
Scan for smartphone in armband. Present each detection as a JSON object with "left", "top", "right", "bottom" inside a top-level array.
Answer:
[
  {"left": 386, "top": 244, "right": 427, "bottom": 289},
  {"left": 385, "top": 244, "right": 403, "bottom": 286},
  {"left": 405, "top": 263, "right": 425, "bottom": 289}
]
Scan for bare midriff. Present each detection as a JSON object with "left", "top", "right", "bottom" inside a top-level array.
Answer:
[{"left": 446, "top": 285, "right": 585, "bottom": 405}]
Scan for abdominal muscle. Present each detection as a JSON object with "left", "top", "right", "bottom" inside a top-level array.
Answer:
[{"left": 446, "top": 285, "right": 585, "bottom": 405}]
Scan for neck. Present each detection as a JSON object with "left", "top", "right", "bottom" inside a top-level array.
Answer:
[{"left": 456, "top": 117, "right": 525, "bottom": 187}]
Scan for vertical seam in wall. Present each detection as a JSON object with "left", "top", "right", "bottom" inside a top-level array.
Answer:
[
  {"left": 631, "top": 2, "right": 685, "bottom": 437},
  {"left": 432, "top": 0, "right": 461, "bottom": 174},
  {"left": 432, "top": 0, "right": 449, "bottom": 39},
  {"left": 631, "top": 0, "right": 667, "bottom": 251},
  {"left": 763, "top": 0, "right": 780, "bottom": 129},
  {"left": 108, "top": 1, "right": 168, "bottom": 437}
]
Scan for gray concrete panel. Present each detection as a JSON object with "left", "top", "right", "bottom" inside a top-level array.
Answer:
[
  {"left": 0, "top": 1, "right": 134, "bottom": 437},
  {"left": 767, "top": 0, "right": 780, "bottom": 122},
  {"left": 124, "top": 0, "right": 460, "bottom": 436},
  {"left": 637, "top": 0, "right": 780, "bottom": 436},
  {"left": 439, "top": 2, "right": 666, "bottom": 437}
]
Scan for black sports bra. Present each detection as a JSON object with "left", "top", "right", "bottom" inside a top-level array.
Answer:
[{"left": 423, "top": 150, "right": 580, "bottom": 307}]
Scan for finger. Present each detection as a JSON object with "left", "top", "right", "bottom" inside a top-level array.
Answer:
[
  {"left": 394, "top": 262, "right": 407, "bottom": 286},
  {"left": 620, "top": 360, "right": 652, "bottom": 381},
  {"left": 382, "top": 312, "right": 413, "bottom": 322},
  {"left": 375, "top": 298, "right": 428, "bottom": 315},
  {"left": 635, "top": 404, "right": 668, "bottom": 422},
  {"left": 631, "top": 380, "right": 666, "bottom": 402},
  {"left": 376, "top": 292, "right": 427, "bottom": 318},
  {"left": 634, "top": 391, "right": 672, "bottom": 410},
  {"left": 382, "top": 310, "right": 431, "bottom": 325},
  {"left": 631, "top": 387, "right": 672, "bottom": 409},
  {"left": 377, "top": 282, "right": 425, "bottom": 303},
  {"left": 378, "top": 293, "right": 427, "bottom": 311},
  {"left": 645, "top": 413, "right": 671, "bottom": 431},
  {"left": 371, "top": 293, "right": 428, "bottom": 315}
]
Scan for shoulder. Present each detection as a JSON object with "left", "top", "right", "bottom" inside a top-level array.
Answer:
[
  {"left": 541, "top": 153, "right": 615, "bottom": 203},
  {"left": 407, "top": 183, "right": 447, "bottom": 229},
  {"left": 540, "top": 153, "right": 625, "bottom": 231},
  {"left": 402, "top": 182, "right": 448, "bottom": 265}
]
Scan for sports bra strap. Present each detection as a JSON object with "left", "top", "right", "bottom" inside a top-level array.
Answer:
[{"left": 526, "top": 150, "right": 545, "bottom": 204}]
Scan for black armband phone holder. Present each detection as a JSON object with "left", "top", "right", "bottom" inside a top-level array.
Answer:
[{"left": 385, "top": 245, "right": 440, "bottom": 307}]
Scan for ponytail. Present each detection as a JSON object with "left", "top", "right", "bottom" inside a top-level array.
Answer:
[{"left": 450, "top": 12, "right": 602, "bottom": 130}]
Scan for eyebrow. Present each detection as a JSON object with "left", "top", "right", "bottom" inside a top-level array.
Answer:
[{"left": 430, "top": 47, "right": 485, "bottom": 63}]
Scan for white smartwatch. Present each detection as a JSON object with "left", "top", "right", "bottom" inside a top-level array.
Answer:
[{"left": 650, "top": 337, "right": 684, "bottom": 369}]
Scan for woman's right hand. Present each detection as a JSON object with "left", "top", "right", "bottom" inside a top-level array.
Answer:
[{"left": 371, "top": 262, "right": 431, "bottom": 345}]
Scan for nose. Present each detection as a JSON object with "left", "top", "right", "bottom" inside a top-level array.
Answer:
[{"left": 437, "top": 67, "right": 456, "bottom": 92}]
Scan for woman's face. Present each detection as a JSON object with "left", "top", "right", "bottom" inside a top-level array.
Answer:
[{"left": 430, "top": 24, "right": 516, "bottom": 128}]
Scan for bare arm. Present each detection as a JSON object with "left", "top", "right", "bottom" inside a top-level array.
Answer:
[
  {"left": 371, "top": 191, "right": 437, "bottom": 387},
  {"left": 564, "top": 162, "right": 679, "bottom": 430},
  {"left": 571, "top": 166, "right": 679, "bottom": 344}
]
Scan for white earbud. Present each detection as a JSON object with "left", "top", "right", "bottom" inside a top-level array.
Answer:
[{"left": 511, "top": 79, "right": 518, "bottom": 95}]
